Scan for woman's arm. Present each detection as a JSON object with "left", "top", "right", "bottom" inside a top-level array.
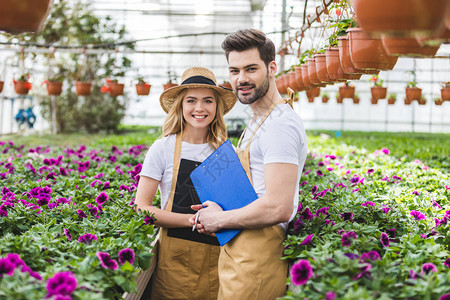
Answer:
[{"left": 135, "top": 176, "right": 192, "bottom": 228}]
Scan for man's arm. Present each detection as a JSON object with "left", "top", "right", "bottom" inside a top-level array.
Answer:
[{"left": 193, "top": 162, "right": 297, "bottom": 233}]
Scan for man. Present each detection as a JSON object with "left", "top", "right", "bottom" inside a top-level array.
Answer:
[{"left": 192, "top": 28, "right": 308, "bottom": 299}]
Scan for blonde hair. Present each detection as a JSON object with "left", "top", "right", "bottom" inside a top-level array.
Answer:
[{"left": 162, "top": 88, "right": 227, "bottom": 149}]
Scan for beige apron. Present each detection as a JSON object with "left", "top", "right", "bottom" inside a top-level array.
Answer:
[
  {"left": 218, "top": 98, "right": 293, "bottom": 300},
  {"left": 151, "top": 133, "right": 220, "bottom": 300}
]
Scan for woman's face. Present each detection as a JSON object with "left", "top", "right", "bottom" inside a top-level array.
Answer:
[{"left": 182, "top": 88, "right": 217, "bottom": 131}]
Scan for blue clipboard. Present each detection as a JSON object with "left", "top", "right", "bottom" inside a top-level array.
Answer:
[{"left": 190, "top": 139, "right": 258, "bottom": 246}]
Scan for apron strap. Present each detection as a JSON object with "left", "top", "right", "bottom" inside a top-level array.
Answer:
[{"left": 166, "top": 132, "right": 183, "bottom": 212}]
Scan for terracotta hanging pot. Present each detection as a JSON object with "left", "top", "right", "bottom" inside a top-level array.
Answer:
[
  {"left": 281, "top": 74, "right": 290, "bottom": 94},
  {"left": 336, "top": 97, "right": 343, "bottom": 104},
  {"left": 404, "top": 98, "right": 411, "bottom": 105},
  {"left": 307, "top": 58, "right": 326, "bottom": 87},
  {"left": 338, "top": 36, "right": 378, "bottom": 76},
  {"left": 163, "top": 82, "right": 178, "bottom": 91},
  {"left": 301, "top": 64, "right": 313, "bottom": 89},
  {"left": 441, "top": 87, "right": 450, "bottom": 101},
  {"left": 294, "top": 66, "right": 305, "bottom": 91},
  {"left": 353, "top": 97, "right": 360, "bottom": 104},
  {"left": 350, "top": 0, "right": 448, "bottom": 38},
  {"left": 371, "top": 98, "right": 379, "bottom": 104},
  {"left": 45, "top": 81, "right": 63, "bottom": 96},
  {"left": 136, "top": 83, "right": 151, "bottom": 96},
  {"left": 326, "top": 47, "right": 359, "bottom": 81},
  {"left": 348, "top": 28, "right": 398, "bottom": 70},
  {"left": 0, "top": 0, "right": 53, "bottom": 34},
  {"left": 388, "top": 97, "right": 396, "bottom": 105},
  {"left": 405, "top": 87, "right": 422, "bottom": 101},
  {"left": 0, "top": 81, "right": 3, "bottom": 94},
  {"left": 306, "top": 87, "right": 320, "bottom": 102},
  {"left": 14, "top": 80, "right": 32, "bottom": 95},
  {"left": 314, "top": 54, "right": 334, "bottom": 84},
  {"left": 381, "top": 36, "right": 440, "bottom": 57},
  {"left": 371, "top": 87, "right": 387, "bottom": 100},
  {"left": 435, "top": 99, "right": 444, "bottom": 105},
  {"left": 108, "top": 82, "right": 124, "bottom": 97},
  {"left": 75, "top": 81, "right": 92, "bottom": 96},
  {"left": 339, "top": 85, "right": 355, "bottom": 99},
  {"left": 322, "top": 95, "right": 329, "bottom": 103},
  {"left": 418, "top": 98, "right": 426, "bottom": 105},
  {"left": 288, "top": 71, "right": 301, "bottom": 92}
]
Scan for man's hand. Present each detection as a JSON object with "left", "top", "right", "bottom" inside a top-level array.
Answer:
[{"left": 190, "top": 201, "right": 223, "bottom": 234}]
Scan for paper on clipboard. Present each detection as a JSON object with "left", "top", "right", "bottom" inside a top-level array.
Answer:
[{"left": 190, "top": 139, "right": 258, "bottom": 246}]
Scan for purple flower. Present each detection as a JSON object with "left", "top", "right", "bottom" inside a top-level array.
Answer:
[
  {"left": 409, "top": 269, "right": 418, "bottom": 279},
  {"left": 119, "top": 184, "right": 131, "bottom": 192},
  {"left": 367, "top": 169, "right": 374, "bottom": 174},
  {"left": 21, "top": 265, "right": 42, "bottom": 280},
  {"left": 444, "top": 258, "right": 450, "bottom": 268},
  {"left": 76, "top": 209, "right": 87, "bottom": 219},
  {"left": 325, "top": 220, "right": 335, "bottom": 226},
  {"left": 361, "top": 201, "right": 376, "bottom": 207},
  {"left": 293, "top": 219, "right": 303, "bottom": 232},
  {"left": 340, "top": 212, "right": 353, "bottom": 221},
  {"left": 311, "top": 185, "right": 318, "bottom": 194},
  {"left": 299, "top": 181, "right": 308, "bottom": 187},
  {"left": 0, "top": 209, "right": 7, "bottom": 217},
  {"left": 344, "top": 253, "right": 359, "bottom": 260},
  {"left": 316, "top": 170, "right": 324, "bottom": 176},
  {"left": 96, "top": 252, "right": 119, "bottom": 270},
  {"left": 0, "top": 258, "right": 15, "bottom": 277},
  {"left": 341, "top": 231, "right": 357, "bottom": 247},
  {"left": 64, "top": 229, "right": 72, "bottom": 241},
  {"left": 46, "top": 271, "right": 77, "bottom": 298},
  {"left": 59, "top": 167, "right": 69, "bottom": 176},
  {"left": 301, "top": 208, "right": 314, "bottom": 221},
  {"left": 412, "top": 190, "right": 420, "bottom": 196},
  {"left": 381, "top": 148, "right": 390, "bottom": 155},
  {"left": 381, "top": 205, "right": 391, "bottom": 213},
  {"left": 6, "top": 254, "right": 25, "bottom": 269},
  {"left": 94, "top": 173, "right": 104, "bottom": 179},
  {"left": 325, "top": 292, "right": 337, "bottom": 300},
  {"left": 300, "top": 234, "right": 314, "bottom": 246},
  {"left": 318, "top": 161, "right": 325, "bottom": 167},
  {"left": 350, "top": 175, "right": 360, "bottom": 184},
  {"left": 352, "top": 264, "right": 372, "bottom": 280},
  {"left": 380, "top": 232, "right": 390, "bottom": 247},
  {"left": 316, "top": 207, "right": 329, "bottom": 216},
  {"left": 392, "top": 175, "right": 402, "bottom": 181},
  {"left": 386, "top": 228, "right": 396, "bottom": 238},
  {"left": 360, "top": 251, "right": 381, "bottom": 262},
  {"left": 290, "top": 259, "right": 313, "bottom": 286},
  {"left": 410, "top": 210, "right": 426, "bottom": 221},
  {"left": 95, "top": 192, "right": 109, "bottom": 205},
  {"left": 78, "top": 234, "right": 97, "bottom": 245},
  {"left": 103, "top": 182, "right": 111, "bottom": 189},
  {"left": 2, "top": 187, "right": 11, "bottom": 195},
  {"left": 441, "top": 295, "right": 450, "bottom": 300},
  {"left": 90, "top": 180, "right": 102, "bottom": 188},
  {"left": 421, "top": 263, "right": 438, "bottom": 275},
  {"left": 143, "top": 215, "right": 154, "bottom": 225},
  {"left": 118, "top": 248, "right": 135, "bottom": 265},
  {"left": 37, "top": 194, "right": 51, "bottom": 206},
  {"left": 432, "top": 200, "right": 441, "bottom": 209}
]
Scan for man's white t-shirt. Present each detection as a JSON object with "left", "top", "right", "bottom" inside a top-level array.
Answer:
[
  {"left": 139, "top": 134, "right": 214, "bottom": 210},
  {"left": 239, "top": 103, "right": 308, "bottom": 231}
]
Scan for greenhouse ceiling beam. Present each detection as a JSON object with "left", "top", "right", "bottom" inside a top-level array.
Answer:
[{"left": 0, "top": 47, "right": 224, "bottom": 55}]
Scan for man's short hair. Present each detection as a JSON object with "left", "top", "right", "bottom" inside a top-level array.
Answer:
[{"left": 221, "top": 28, "right": 275, "bottom": 67}]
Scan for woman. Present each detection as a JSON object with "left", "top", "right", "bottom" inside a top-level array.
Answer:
[{"left": 135, "top": 67, "right": 237, "bottom": 299}]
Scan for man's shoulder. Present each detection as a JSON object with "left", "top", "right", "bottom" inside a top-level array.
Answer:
[{"left": 265, "top": 104, "right": 304, "bottom": 128}]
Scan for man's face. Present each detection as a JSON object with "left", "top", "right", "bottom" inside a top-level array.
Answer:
[{"left": 227, "top": 48, "right": 274, "bottom": 105}]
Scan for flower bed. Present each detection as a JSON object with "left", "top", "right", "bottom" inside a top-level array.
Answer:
[
  {"left": 283, "top": 133, "right": 450, "bottom": 299},
  {"left": 0, "top": 138, "right": 157, "bottom": 299}
]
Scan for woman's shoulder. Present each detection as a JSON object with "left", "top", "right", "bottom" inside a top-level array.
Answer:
[{"left": 149, "top": 134, "right": 175, "bottom": 151}]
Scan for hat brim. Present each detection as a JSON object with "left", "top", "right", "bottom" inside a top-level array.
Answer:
[{"left": 159, "top": 83, "right": 237, "bottom": 115}]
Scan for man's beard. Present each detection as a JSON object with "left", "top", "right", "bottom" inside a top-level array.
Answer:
[{"left": 235, "top": 73, "right": 270, "bottom": 105}]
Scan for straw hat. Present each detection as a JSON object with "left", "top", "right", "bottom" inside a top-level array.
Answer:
[{"left": 160, "top": 67, "right": 237, "bottom": 114}]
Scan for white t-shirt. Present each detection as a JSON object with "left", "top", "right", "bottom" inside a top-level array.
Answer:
[
  {"left": 239, "top": 103, "right": 308, "bottom": 231},
  {"left": 140, "top": 134, "right": 214, "bottom": 210}
]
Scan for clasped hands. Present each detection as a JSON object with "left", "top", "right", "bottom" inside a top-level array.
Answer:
[{"left": 190, "top": 201, "right": 223, "bottom": 235}]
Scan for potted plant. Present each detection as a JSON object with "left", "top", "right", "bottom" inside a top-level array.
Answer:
[
  {"left": 371, "top": 97, "right": 379, "bottom": 104},
  {"left": 0, "top": 0, "right": 53, "bottom": 34},
  {"left": 101, "top": 78, "right": 125, "bottom": 97},
  {"left": 13, "top": 73, "right": 32, "bottom": 95},
  {"left": 163, "top": 71, "right": 178, "bottom": 90},
  {"left": 322, "top": 92, "right": 330, "bottom": 103},
  {"left": 353, "top": 93, "right": 360, "bottom": 104},
  {"left": 405, "top": 81, "right": 422, "bottom": 102},
  {"left": 441, "top": 82, "right": 450, "bottom": 101},
  {"left": 387, "top": 93, "right": 397, "bottom": 105},
  {"left": 370, "top": 75, "right": 387, "bottom": 100},
  {"left": 306, "top": 87, "right": 320, "bottom": 102},
  {"left": 42, "top": 74, "right": 63, "bottom": 96},
  {"left": 136, "top": 77, "right": 151, "bottom": 96},
  {"left": 336, "top": 93, "right": 343, "bottom": 104},
  {"left": 339, "top": 81, "right": 355, "bottom": 99},
  {"left": 418, "top": 96, "right": 427, "bottom": 105},
  {"left": 0, "top": 80, "right": 3, "bottom": 94},
  {"left": 75, "top": 80, "right": 92, "bottom": 96},
  {"left": 434, "top": 97, "right": 443, "bottom": 106}
]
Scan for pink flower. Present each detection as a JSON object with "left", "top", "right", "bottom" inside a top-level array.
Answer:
[
  {"left": 421, "top": 263, "right": 437, "bottom": 275},
  {"left": 410, "top": 210, "right": 426, "bottom": 221},
  {"left": 361, "top": 201, "right": 376, "bottom": 207},
  {"left": 290, "top": 259, "right": 313, "bottom": 285},
  {"left": 380, "top": 232, "right": 390, "bottom": 247},
  {"left": 300, "top": 234, "right": 314, "bottom": 246},
  {"left": 341, "top": 231, "right": 357, "bottom": 247},
  {"left": 96, "top": 252, "right": 118, "bottom": 270}
]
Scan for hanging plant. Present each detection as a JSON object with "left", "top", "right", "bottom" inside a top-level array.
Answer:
[
  {"left": 0, "top": 0, "right": 53, "bottom": 34},
  {"left": 306, "top": 87, "right": 320, "bottom": 102},
  {"left": 321, "top": 92, "right": 330, "bottom": 103},
  {"left": 353, "top": 94, "right": 360, "bottom": 104},
  {"left": 136, "top": 77, "right": 151, "bottom": 96},
  {"left": 370, "top": 75, "right": 387, "bottom": 100},
  {"left": 338, "top": 81, "right": 355, "bottom": 99},
  {"left": 418, "top": 96, "right": 427, "bottom": 105},
  {"left": 13, "top": 73, "right": 32, "bottom": 95},
  {"left": 101, "top": 78, "right": 124, "bottom": 97},
  {"left": 387, "top": 93, "right": 397, "bottom": 105},
  {"left": 163, "top": 71, "right": 178, "bottom": 90},
  {"left": 441, "top": 82, "right": 450, "bottom": 101},
  {"left": 42, "top": 74, "right": 64, "bottom": 96},
  {"left": 434, "top": 97, "right": 443, "bottom": 106},
  {"left": 405, "top": 81, "right": 422, "bottom": 102}
]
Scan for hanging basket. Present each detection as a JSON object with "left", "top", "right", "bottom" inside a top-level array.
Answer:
[
  {"left": 404, "top": 98, "right": 411, "bottom": 105},
  {"left": 294, "top": 66, "right": 305, "bottom": 91},
  {"left": 314, "top": 54, "right": 334, "bottom": 84},
  {"left": 306, "top": 87, "right": 320, "bottom": 102},
  {"left": 371, "top": 98, "right": 379, "bottom": 104},
  {"left": 337, "top": 97, "right": 343, "bottom": 104},
  {"left": 349, "top": 0, "right": 448, "bottom": 38},
  {"left": 388, "top": 97, "right": 396, "bottom": 105},
  {"left": 108, "top": 82, "right": 125, "bottom": 97},
  {"left": 14, "top": 80, "right": 32, "bottom": 95},
  {"left": 287, "top": 71, "right": 301, "bottom": 92},
  {"left": 418, "top": 98, "right": 427, "bottom": 105},
  {"left": 371, "top": 87, "right": 387, "bottom": 100},
  {"left": 347, "top": 28, "right": 398, "bottom": 71},
  {"left": 307, "top": 58, "right": 325, "bottom": 86},
  {"left": 325, "top": 48, "right": 359, "bottom": 82},
  {"left": 0, "top": 0, "right": 52, "bottom": 34},
  {"left": 338, "top": 36, "right": 379, "bottom": 76},
  {"left": 405, "top": 87, "right": 422, "bottom": 101},
  {"left": 339, "top": 85, "right": 355, "bottom": 99},
  {"left": 136, "top": 83, "right": 151, "bottom": 96},
  {"left": 441, "top": 87, "right": 450, "bottom": 101},
  {"left": 163, "top": 82, "right": 178, "bottom": 91},
  {"left": 353, "top": 97, "right": 360, "bottom": 104},
  {"left": 322, "top": 95, "right": 329, "bottom": 103},
  {"left": 381, "top": 37, "right": 440, "bottom": 57},
  {"left": 75, "top": 81, "right": 92, "bottom": 96},
  {"left": 435, "top": 99, "right": 444, "bottom": 106},
  {"left": 44, "top": 81, "right": 63, "bottom": 96},
  {"left": 301, "top": 64, "right": 313, "bottom": 89},
  {"left": 0, "top": 81, "right": 3, "bottom": 94}
]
